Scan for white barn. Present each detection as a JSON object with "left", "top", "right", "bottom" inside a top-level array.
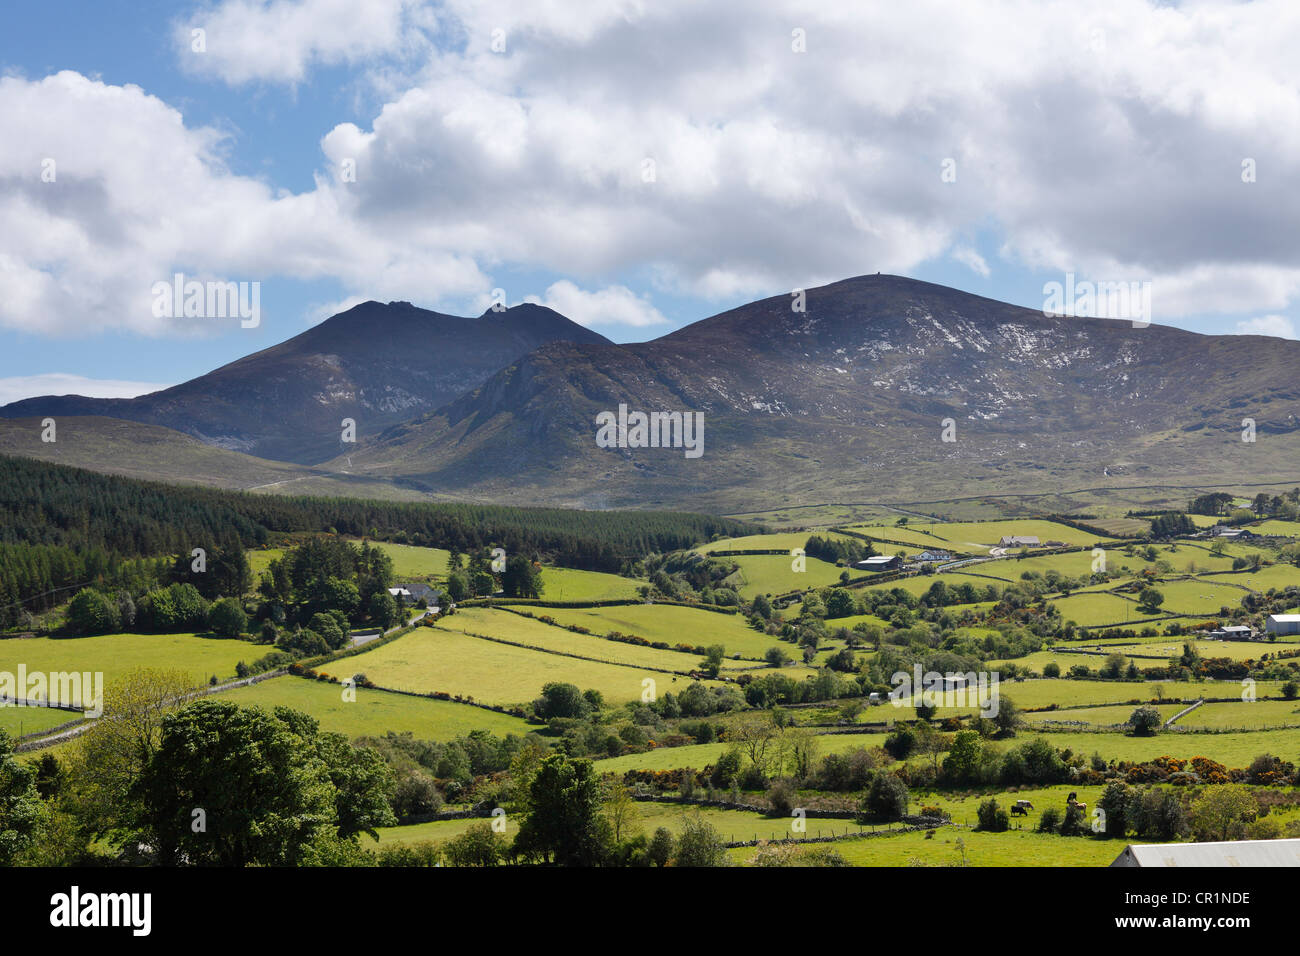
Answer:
[
  {"left": 1267, "top": 614, "right": 1300, "bottom": 636},
  {"left": 1112, "top": 839, "right": 1300, "bottom": 867}
]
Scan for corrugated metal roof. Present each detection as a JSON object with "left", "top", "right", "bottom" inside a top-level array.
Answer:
[{"left": 1112, "top": 839, "right": 1300, "bottom": 867}]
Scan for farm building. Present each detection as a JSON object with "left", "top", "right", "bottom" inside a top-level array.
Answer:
[
  {"left": 387, "top": 587, "right": 413, "bottom": 603},
  {"left": 404, "top": 582, "right": 443, "bottom": 605},
  {"left": 1267, "top": 614, "right": 1300, "bottom": 636},
  {"left": 913, "top": 550, "right": 954, "bottom": 563},
  {"left": 1211, "top": 526, "right": 1257, "bottom": 539},
  {"left": 998, "top": 535, "right": 1040, "bottom": 547},
  {"left": 1111, "top": 839, "right": 1300, "bottom": 867},
  {"left": 855, "top": 555, "right": 902, "bottom": 572},
  {"left": 1208, "top": 625, "right": 1256, "bottom": 640}
]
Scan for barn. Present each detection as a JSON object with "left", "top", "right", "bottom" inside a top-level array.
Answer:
[
  {"left": 1111, "top": 839, "right": 1300, "bottom": 867},
  {"left": 1266, "top": 614, "right": 1300, "bottom": 636}
]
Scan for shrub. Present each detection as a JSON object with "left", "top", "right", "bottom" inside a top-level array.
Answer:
[
  {"left": 1128, "top": 706, "right": 1163, "bottom": 737},
  {"left": 1037, "top": 806, "right": 1062, "bottom": 833},
  {"left": 443, "top": 822, "right": 502, "bottom": 867},
  {"left": 766, "top": 779, "right": 797, "bottom": 817},
  {"left": 208, "top": 597, "right": 247, "bottom": 638},
  {"left": 858, "top": 773, "right": 909, "bottom": 823},
  {"left": 975, "top": 798, "right": 1009, "bottom": 832}
]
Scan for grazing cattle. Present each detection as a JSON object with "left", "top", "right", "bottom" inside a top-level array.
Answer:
[{"left": 1010, "top": 805, "right": 1028, "bottom": 817}]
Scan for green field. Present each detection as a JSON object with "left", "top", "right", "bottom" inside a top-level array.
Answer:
[
  {"left": 910, "top": 520, "right": 1112, "bottom": 551},
  {"left": 840, "top": 524, "right": 974, "bottom": 553},
  {"left": 0, "top": 704, "right": 81, "bottom": 738},
  {"left": 731, "top": 827, "right": 1126, "bottom": 866},
  {"left": 725, "top": 554, "right": 846, "bottom": 597},
  {"left": 1050, "top": 592, "right": 1159, "bottom": 628},
  {"left": 534, "top": 567, "right": 645, "bottom": 601},
  {"left": 592, "top": 731, "right": 888, "bottom": 774},
  {"left": 898, "top": 677, "right": 1276, "bottom": 714},
  {"left": 697, "top": 532, "right": 854, "bottom": 554},
  {"left": 215, "top": 675, "right": 537, "bottom": 740},
  {"left": 1203, "top": 565, "right": 1300, "bottom": 594},
  {"left": 459, "top": 607, "right": 751, "bottom": 671},
  {"left": 1170, "top": 699, "right": 1300, "bottom": 730},
  {"left": 1024, "top": 704, "right": 1183, "bottom": 728},
  {"left": 509, "top": 603, "right": 784, "bottom": 660},
  {"left": 1251, "top": 520, "right": 1300, "bottom": 538},
  {"left": 1028, "top": 728, "right": 1300, "bottom": 766},
  {"left": 0, "top": 632, "right": 266, "bottom": 690},
  {"left": 338, "top": 618, "right": 723, "bottom": 706}
]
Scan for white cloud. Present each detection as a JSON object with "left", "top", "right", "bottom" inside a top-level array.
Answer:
[
  {"left": 7, "top": 0, "right": 1300, "bottom": 341},
  {"left": 0, "top": 374, "right": 173, "bottom": 405},
  {"left": 523, "top": 281, "right": 667, "bottom": 328},
  {"left": 951, "top": 246, "right": 991, "bottom": 278},
  {"left": 1235, "top": 314, "right": 1298, "bottom": 340},
  {"left": 176, "top": 0, "right": 429, "bottom": 86}
]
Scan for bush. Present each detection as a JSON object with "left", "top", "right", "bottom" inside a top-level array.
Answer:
[
  {"left": 66, "top": 588, "right": 120, "bottom": 635},
  {"left": 766, "top": 779, "right": 797, "bottom": 817},
  {"left": 674, "top": 814, "right": 727, "bottom": 867},
  {"left": 443, "top": 822, "right": 503, "bottom": 867},
  {"left": 858, "top": 773, "right": 909, "bottom": 822},
  {"left": 1128, "top": 706, "right": 1163, "bottom": 736},
  {"left": 1037, "top": 806, "right": 1062, "bottom": 833},
  {"left": 976, "top": 798, "right": 1009, "bottom": 832},
  {"left": 647, "top": 827, "right": 675, "bottom": 867},
  {"left": 208, "top": 597, "right": 247, "bottom": 638}
]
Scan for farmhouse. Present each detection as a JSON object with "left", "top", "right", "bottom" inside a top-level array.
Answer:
[
  {"left": 404, "top": 582, "right": 442, "bottom": 605},
  {"left": 855, "top": 555, "right": 902, "bottom": 572},
  {"left": 1111, "top": 838, "right": 1300, "bottom": 867},
  {"left": 1208, "top": 624, "right": 1256, "bottom": 640},
  {"left": 387, "top": 587, "right": 413, "bottom": 604},
  {"left": 913, "top": 549, "right": 954, "bottom": 563},
  {"left": 998, "top": 535, "right": 1040, "bottom": 547},
  {"left": 1267, "top": 614, "right": 1300, "bottom": 636},
  {"left": 1211, "top": 526, "right": 1257, "bottom": 539}
]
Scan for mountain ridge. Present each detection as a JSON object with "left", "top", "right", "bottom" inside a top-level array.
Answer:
[{"left": 0, "top": 300, "right": 610, "bottom": 464}]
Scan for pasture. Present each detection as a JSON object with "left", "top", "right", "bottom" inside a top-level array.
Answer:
[
  {"left": 725, "top": 554, "right": 846, "bottom": 597},
  {"left": 734, "top": 827, "right": 1125, "bottom": 866},
  {"left": 215, "top": 675, "right": 536, "bottom": 740},
  {"left": 0, "top": 632, "right": 266, "bottom": 689},
  {"left": 459, "top": 607, "right": 752, "bottom": 672},
  {"left": 338, "top": 619, "right": 722, "bottom": 706},
  {"left": 515, "top": 603, "right": 783, "bottom": 660}
]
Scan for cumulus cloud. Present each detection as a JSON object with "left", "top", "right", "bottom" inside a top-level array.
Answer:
[
  {"left": 6, "top": 0, "right": 1300, "bottom": 340},
  {"left": 0, "top": 374, "right": 173, "bottom": 404},
  {"left": 176, "top": 0, "right": 430, "bottom": 86},
  {"left": 1235, "top": 314, "right": 1299, "bottom": 340},
  {"left": 951, "top": 246, "right": 991, "bottom": 278},
  {"left": 524, "top": 281, "right": 667, "bottom": 328}
]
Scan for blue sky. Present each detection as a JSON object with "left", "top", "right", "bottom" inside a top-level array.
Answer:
[{"left": 1, "top": 0, "right": 1297, "bottom": 402}]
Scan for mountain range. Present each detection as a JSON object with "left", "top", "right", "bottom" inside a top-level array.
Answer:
[
  {"left": 5, "top": 275, "right": 1298, "bottom": 512},
  {"left": 1, "top": 301, "right": 608, "bottom": 464}
]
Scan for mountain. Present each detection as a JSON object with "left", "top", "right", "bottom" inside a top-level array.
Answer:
[
  {"left": 0, "top": 301, "right": 609, "bottom": 464},
  {"left": 0, "top": 415, "right": 436, "bottom": 500},
  {"left": 335, "top": 275, "right": 1300, "bottom": 511}
]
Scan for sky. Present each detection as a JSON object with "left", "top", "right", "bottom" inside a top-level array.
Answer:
[{"left": 1, "top": 0, "right": 1298, "bottom": 404}]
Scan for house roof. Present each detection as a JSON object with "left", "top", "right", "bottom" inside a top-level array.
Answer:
[
  {"left": 1112, "top": 839, "right": 1300, "bottom": 867},
  {"left": 860, "top": 555, "right": 899, "bottom": 564}
]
